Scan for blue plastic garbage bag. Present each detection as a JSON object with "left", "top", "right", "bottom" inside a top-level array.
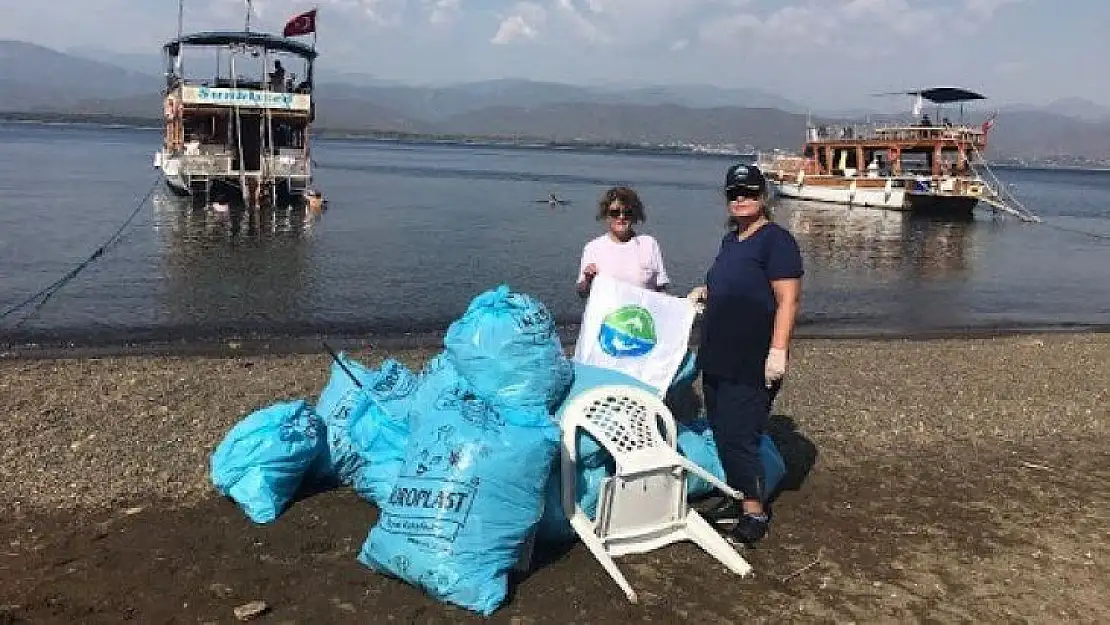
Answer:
[
  {"left": 669, "top": 350, "right": 699, "bottom": 391},
  {"left": 313, "top": 353, "right": 377, "bottom": 483},
  {"left": 210, "top": 399, "right": 325, "bottom": 524},
  {"left": 314, "top": 355, "right": 419, "bottom": 487},
  {"left": 679, "top": 419, "right": 786, "bottom": 502},
  {"left": 677, "top": 419, "right": 726, "bottom": 499},
  {"left": 759, "top": 433, "right": 787, "bottom": 500},
  {"left": 358, "top": 355, "right": 560, "bottom": 616},
  {"left": 534, "top": 458, "right": 613, "bottom": 544},
  {"left": 444, "top": 285, "right": 573, "bottom": 412},
  {"left": 348, "top": 359, "right": 421, "bottom": 506}
]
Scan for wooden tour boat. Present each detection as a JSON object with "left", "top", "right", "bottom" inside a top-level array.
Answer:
[{"left": 759, "top": 87, "right": 1040, "bottom": 222}]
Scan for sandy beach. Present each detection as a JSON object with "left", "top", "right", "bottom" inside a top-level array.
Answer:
[{"left": 1, "top": 332, "right": 1107, "bottom": 623}]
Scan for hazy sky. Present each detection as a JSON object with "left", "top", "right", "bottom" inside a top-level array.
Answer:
[{"left": 3, "top": 0, "right": 1107, "bottom": 109}]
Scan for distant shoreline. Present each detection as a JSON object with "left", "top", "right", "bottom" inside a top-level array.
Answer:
[
  {"left": 3, "top": 321, "right": 1109, "bottom": 361},
  {"left": 0, "top": 112, "right": 747, "bottom": 159},
  {"left": 5, "top": 112, "right": 1109, "bottom": 170}
]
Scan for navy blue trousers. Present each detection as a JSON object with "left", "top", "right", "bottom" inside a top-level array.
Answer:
[{"left": 702, "top": 373, "right": 779, "bottom": 502}]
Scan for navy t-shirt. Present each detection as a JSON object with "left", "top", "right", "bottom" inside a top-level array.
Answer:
[{"left": 697, "top": 223, "right": 804, "bottom": 384}]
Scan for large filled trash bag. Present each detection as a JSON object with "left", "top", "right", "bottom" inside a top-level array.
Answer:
[
  {"left": 210, "top": 399, "right": 326, "bottom": 524},
  {"left": 759, "top": 433, "right": 787, "bottom": 501},
  {"left": 534, "top": 458, "right": 613, "bottom": 544},
  {"left": 444, "top": 284, "right": 573, "bottom": 412},
  {"left": 669, "top": 350, "right": 699, "bottom": 391},
  {"left": 677, "top": 419, "right": 726, "bottom": 499},
  {"left": 358, "top": 354, "right": 561, "bottom": 616},
  {"left": 313, "top": 353, "right": 378, "bottom": 483},
  {"left": 680, "top": 419, "right": 787, "bottom": 502},
  {"left": 348, "top": 359, "right": 420, "bottom": 505},
  {"left": 314, "top": 355, "right": 419, "bottom": 488}
]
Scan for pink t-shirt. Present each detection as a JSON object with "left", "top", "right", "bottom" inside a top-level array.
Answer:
[{"left": 577, "top": 234, "right": 670, "bottom": 291}]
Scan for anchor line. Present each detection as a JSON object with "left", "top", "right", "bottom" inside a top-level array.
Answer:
[
  {"left": 1039, "top": 222, "right": 1110, "bottom": 242},
  {"left": 0, "top": 175, "right": 161, "bottom": 327}
]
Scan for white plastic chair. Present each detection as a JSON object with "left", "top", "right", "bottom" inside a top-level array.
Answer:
[{"left": 560, "top": 384, "right": 753, "bottom": 603}]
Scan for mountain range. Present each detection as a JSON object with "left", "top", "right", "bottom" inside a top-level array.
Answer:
[{"left": 4, "top": 40, "right": 1110, "bottom": 159}]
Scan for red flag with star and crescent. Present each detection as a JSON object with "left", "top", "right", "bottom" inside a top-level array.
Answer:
[{"left": 283, "top": 9, "right": 317, "bottom": 37}]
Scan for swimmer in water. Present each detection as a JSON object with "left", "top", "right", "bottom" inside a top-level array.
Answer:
[{"left": 537, "top": 192, "right": 571, "bottom": 208}]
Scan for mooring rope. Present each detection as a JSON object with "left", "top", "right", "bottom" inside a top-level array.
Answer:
[{"left": 0, "top": 175, "right": 161, "bottom": 327}]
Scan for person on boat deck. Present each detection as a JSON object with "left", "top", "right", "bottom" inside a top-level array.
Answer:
[
  {"left": 269, "top": 60, "right": 286, "bottom": 92},
  {"left": 576, "top": 186, "right": 669, "bottom": 297},
  {"left": 687, "top": 164, "right": 803, "bottom": 545},
  {"left": 920, "top": 113, "right": 932, "bottom": 127},
  {"left": 184, "top": 135, "right": 201, "bottom": 155}
]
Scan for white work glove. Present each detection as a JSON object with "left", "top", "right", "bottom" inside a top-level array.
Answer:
[
  {"left": 686, "top": 286, "right": 708, "bottom": 314},
  {"left": 765, "top": 348, "right": 788, "bottom": 388}
]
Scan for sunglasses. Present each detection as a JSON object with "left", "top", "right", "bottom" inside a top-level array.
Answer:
[
  {"left": 607, "top": 208, "right": 635, "bottom": 218},
  {"left": 726, "top": 188, "right": 762, "bottom": 202}
]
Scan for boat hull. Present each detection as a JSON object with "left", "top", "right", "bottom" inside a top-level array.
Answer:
[
  {"left": 773, "top": 181, "right": 907, "bottom": 209},
  {"left": 154, "top": 152, "right": 311, "bottom": 204},
  {"left": 905, "top": 193, "right": 979, "bottom": 216},
  {"left": 770, "top": 178, "right": 978, "bottom": 216}
]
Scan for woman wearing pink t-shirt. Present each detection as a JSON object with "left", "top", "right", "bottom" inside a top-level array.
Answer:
[{"left": 575, "top": 186, "right": 670, "bottom": 298}]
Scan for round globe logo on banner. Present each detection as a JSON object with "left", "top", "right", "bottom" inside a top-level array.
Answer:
[{"left": 598, "top": 305, "right": 657, "bottom": 357}]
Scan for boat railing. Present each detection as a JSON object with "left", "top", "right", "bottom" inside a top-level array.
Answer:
[
  {"left": 264, "top": 154, "right": 311, "bottom": 178},
  {"left": 180, "top": 153, "right": 235, "bottom": 175},
  {"left": 808, "top": 123, "right": 985, "bottom": 144}
]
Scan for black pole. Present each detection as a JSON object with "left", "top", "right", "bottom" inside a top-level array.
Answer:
[{"left": 323, "top": 341, "right": 363, "bottom": 388}]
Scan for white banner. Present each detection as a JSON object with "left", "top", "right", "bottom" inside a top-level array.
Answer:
[
  {"left": 181, "top": 86, "right": 311, "bottom": 111},
  {"left": 573, "top": 274, "right": 696, "bottom": 394}
]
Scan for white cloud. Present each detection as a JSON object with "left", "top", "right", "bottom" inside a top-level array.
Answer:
[
  {"left": 554, "top": 0, "right": 605, "bottom": 44},
  {"left": 964, "top": 0, "right": 1025, "bottom": 19},
  {"left": 353, "top": 0, "right": 410, "bottom": 26},
  {"left": 491, "top": 2, "right": 547, "bottom": 44},
  {"left": 695, "top": 0, "right": 1014, "bottom": 54},
  {"left": 427, "top": 0, "right": 461, "bottom": 26}
]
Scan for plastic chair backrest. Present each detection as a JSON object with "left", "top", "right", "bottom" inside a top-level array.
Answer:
[{"left": 568, "top": 386, "right": 678, "bottom": 465}]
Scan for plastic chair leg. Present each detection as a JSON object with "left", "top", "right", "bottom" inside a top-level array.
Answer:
[
  {"left": 571, "top": 517, "right": 639, "bottom": 603},
  {"left": 684, "top": 512, "right": 753, "bottom": 577}
]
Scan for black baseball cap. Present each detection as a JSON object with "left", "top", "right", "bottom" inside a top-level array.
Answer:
[{"left": 724, "top": 163, "right": 767, "bottom": 193}]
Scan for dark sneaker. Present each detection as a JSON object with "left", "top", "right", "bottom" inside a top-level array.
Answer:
[
  {"left": 727, "top": 513, "right": 769, "bottom": 546},
  {"left": 701, "top": 498, "right": 742, "bottom": 531}
]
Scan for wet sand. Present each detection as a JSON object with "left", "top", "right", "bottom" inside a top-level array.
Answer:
[{"left": 1, "top": 333, "right": 1107, "bottom": 623}]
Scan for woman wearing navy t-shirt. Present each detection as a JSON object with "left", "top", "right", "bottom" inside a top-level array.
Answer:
[{"left": 687, "top": 163, "right": 803, "bottom": 545}]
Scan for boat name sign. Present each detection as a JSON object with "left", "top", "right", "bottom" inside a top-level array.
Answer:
[{"left": 182, "top": 86, "right": 310, "bottom": 111}]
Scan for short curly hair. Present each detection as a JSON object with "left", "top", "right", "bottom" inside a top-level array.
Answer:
[{"left": 596, "top": 186, "right": 646, "bottom": 223}]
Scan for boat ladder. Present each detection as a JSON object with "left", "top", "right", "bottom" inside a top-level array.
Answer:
[{"left": 971, "top": 144, "right": 1042, "bottom": 223}]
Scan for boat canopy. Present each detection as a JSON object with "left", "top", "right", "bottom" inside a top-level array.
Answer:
[
  {"left": 911, "top": 88, "right": 986, "bottom": 104},
  {"left": 164, "top": 31, "right": 317, "bottom": 60}
]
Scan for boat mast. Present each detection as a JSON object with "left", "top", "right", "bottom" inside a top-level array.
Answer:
[
  {"left": 244, "top": 0, "right": 253, "bottom": 32},
  {"left": 177, "top": 0, "right": 184, "bottom": 40}
]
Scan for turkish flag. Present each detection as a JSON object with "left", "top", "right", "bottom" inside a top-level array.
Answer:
[{"left": 283, "top": 9, "right": 317, "bottom": 37}]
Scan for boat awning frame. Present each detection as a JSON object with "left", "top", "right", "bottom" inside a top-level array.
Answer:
[
  {"left": 911, "top": 88, "right": 986, "bottom": 104},
  {"left": 164, "top": 31, "right": 317, "bottom": 60}
]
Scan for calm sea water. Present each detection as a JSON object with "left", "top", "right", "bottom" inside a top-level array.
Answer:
[{"left": 1, "top": 121, "right": 1108, "bottom": 347}]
